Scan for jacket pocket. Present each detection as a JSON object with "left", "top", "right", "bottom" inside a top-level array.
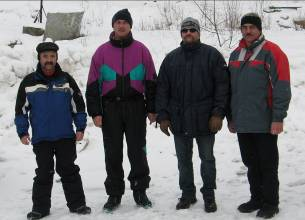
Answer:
[
  {"left": 194, "top": 103, "right": 212, "bottom": 134},
  {"left": 169, "top": 105, "right": 182, "bottom": 134}
]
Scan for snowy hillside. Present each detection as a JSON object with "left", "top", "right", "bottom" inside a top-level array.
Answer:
[{"left": 0, "top": 1, "right": 305, "bottom": 220}]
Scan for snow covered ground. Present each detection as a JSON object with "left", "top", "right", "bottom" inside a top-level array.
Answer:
[{"left": 0, "top": 1, "right": 305, "bottom": 220}]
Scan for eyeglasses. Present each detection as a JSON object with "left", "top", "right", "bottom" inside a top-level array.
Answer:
[{"left": 181, "top": 28, "right": 197, "bottom": 33}]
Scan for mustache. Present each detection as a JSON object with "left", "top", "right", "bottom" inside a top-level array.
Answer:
[{"left": 44, "top": 62, "right": 54, "bottom": 65}]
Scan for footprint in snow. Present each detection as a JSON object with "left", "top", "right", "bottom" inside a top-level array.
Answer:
[
  {"left": 287, "top": 179, "right": 305, "bottom": 187},
  {"left": 236, "top": 166, "right": 247, "bottom": 176}
]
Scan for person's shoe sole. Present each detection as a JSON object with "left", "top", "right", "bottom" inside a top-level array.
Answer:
[
  {"left": 103, "top": 204, "right": 120, "bottom": 213},
  {"left": 137, "top": 202, "right": 152, "bottom": 209},
  {"left": 238, "top": 206, "right": 261, "bottom": 213},
  {"left": 176, "top": 198, "right": 197, "bottom": 210},
  {"left": 256, "top": 207, "right": 279, "bottom": 219},
  {"left": 205, "top": 206, "right": 217, "bottom": 213}
]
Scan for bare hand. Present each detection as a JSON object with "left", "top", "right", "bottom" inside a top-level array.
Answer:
[
  {"left": 160, "top": 120, "right": 171, "bottom": 136},
  {"left": 147, "top": 113, "right": 157, "bottom": 125},
  {"left": 228, "top": 121, "right": 236, "bottom": 133},
  {"left": 20, "top": 135, "right": 31, "bottom": 145},
  {"left": 76, "top": 131, "right": 84, "bottom": 141},
  {"left": 208, "top": 116, "right": 223, "bottom": 133},
  {"left": 93, "top": 116, "right": 102, "bottom": 127},
  {"left": 271, "top": 122, "right": 283, "bottom": 135}
]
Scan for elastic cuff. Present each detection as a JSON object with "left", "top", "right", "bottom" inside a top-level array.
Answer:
[
  {"left": 272, "top": 117, "right": 283, "bottom": 122},
  {"left": 19, "top": 132, "right": 28, "bottom": 139}
]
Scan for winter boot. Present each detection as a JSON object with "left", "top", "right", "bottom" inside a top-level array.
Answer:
[
  {"left": 176, "top": 197, "right": 197, "bottom": 210},
  {"left": 70, "top": 205, "right": 91, "bottom": 215},
  {"left": 133, "top": 191, "right": 152, "bottom": 208},
  {"left": 103, "top": 195, "right": 122, "bottom": 212},
  {"left": 204, "top": 198, "right": 217, "bottom": 213},
  {"left": 238, "top": 199, "right": 263, "bottom": 213},
  {"left": 203, "top": 189, "right": 217, "bottom": 213},
  {"left": 27, "top": 211, "right": 49, "bottom": 220},
  {"left": 256, "top": 204, "right": 279, "bottom": 219}
]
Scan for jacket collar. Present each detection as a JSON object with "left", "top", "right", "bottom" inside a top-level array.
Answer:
[
  {"left": 109, "top": 31, "right": 134, "bottom": 48},
  {"left": 239, "top": 34, "right": 265, "bottom": 50},
  {"left": 180, "top": 40, "right": 201, "bottom": 52}
]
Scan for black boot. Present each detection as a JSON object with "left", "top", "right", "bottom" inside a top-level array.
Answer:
[
  {"left": 204, "top": 198, "right": 217, "bottom": 213},
  {"left": 238, "top": 199, "right": 263, "bottom": 213},
  {"left": 103, "top": 195, "right": 122, "bottom": 212},
  {"left": 256, "top": 204, "right": 279, "bottom": 219},
  {"left": 203, "top": 190, "right": 217, "bottom": 213},
  {"left": 27, "top": 211, "right": 49, "bottom": 220},
  {"left": 176, "top": 197, "right": 197, "bottom": 210},
  {"left": 133, "top": 191, "right": 152, "bottom": 208},
  {"left": 70, "top": 205, "right": 91, "bottom": 215}
]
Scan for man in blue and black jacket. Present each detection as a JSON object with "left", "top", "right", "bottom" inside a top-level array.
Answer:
[{"left": 15, "top": 42, "right": 91, "bottom": 220}]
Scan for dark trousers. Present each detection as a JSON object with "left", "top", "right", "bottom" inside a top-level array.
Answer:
[
  {"left": 173, "top": 134, "right": 216, "bottom": 199},
  {"left": 32, "top": 138, "right": 86, "bottom": 213},
  {"left": 102, "top": 98, "right": 150, "bottom": 196},
  {"left": 237, "top": 133, "right": 279, "bottom": 206}
]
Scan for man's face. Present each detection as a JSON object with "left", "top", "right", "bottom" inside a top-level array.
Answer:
[
  {"left": 39, "top": 51, "right": 57, "bottom": 74},
  {"left": 113, "top": 20, "right": 131, "bottom": 39},
  {"left": 241, "top": 24, "right": 261, "bottom": 45},
  {"left": 181, "top": 28, "right": 200, "bottom": 44}
]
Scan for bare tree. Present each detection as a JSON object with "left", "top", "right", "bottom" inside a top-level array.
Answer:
[
  {"left": 224, "top": 1, "right": 242, "bottom": 47},
  {"left": 193, "top": 0, "right": 241, "bottom": 48},
  {"left": 156, "top": 0, "right": 184, "bottom": 30}
]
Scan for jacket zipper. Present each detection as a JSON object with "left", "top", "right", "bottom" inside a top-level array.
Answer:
[{"left": 121, "top": 41, "right": 125, "bottom": 98}]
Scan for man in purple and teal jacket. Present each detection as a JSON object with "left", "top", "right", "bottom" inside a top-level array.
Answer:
[{"left": 86, "top": 9, "right": 157, "bottom": 211}]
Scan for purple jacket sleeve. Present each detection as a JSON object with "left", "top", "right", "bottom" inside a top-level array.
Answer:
[
  {"left": 85, "top": 51, "right": 103, "bottom": 117},
  {"left": 142, "top": 46, "right": 157, "bottom": 113}
]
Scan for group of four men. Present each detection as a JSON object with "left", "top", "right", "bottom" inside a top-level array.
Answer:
[{"left": 15, "top": 8, "right": 291, "bottom": 220}]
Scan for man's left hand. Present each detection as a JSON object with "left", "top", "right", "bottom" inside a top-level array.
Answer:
[
  {"left": 147, "top": 113, "right": 157, "bottom": 125},
  {"left": 76, "top": 131, "right": 84, "bottom": 141},
  {"left": 209, "top": 116, "right": 223, "bottom": 133},
  {"left": 271, "top": 122, "right": 283, "bottom": 135}
]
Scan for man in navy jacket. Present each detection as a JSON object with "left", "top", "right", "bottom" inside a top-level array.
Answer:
[
  {"left": 156, "top": 17, "right": 229, "bottom": 212},
  {"left": 15, "top": 42, "right": 91, "bottom": 220}
]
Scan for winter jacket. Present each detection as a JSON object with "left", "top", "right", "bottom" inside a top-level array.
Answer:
[
  {"left": 86, "top": 32, "right": 157, "bottom": 117},
  {"left": 156, "top": 41, "right": 229, "bottom": 137},
  {"left": 14, "top": 63, "right": 87, "bottom": 144},
  {"left": 228, "top": 35, "right": 291, "bottom": 133}
]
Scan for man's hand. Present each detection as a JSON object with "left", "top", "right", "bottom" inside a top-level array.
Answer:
[
  {"left": 209, "top": 116, "right": 223, "bottom": 133},
  {"left": 76, "top": 131, "right": 84, "bottom": 141},
  {"left": 147, "top": 113, "right": 157, "bottom": 125},
  {"left": 20, "top": 135, "right": 31, "bottom": 145},
  {"left": 93, "top": 116, "right": 102, "bottom": 128},
  {"left": 228, "top": 120, "right": 236, "bottom": 133},
  {"left": 160, "top": 120, "right": 171, "bottom": 136},
  {"left": 271, "top": 122, "right": 283, "bottom": 135}
]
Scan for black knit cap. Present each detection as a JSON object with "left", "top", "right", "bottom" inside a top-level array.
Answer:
[
  {"left": 36, "top": 42, "right": 59, "bottom": 54},
  {"left": 112, "top": 9, "right": 133, "bottom": 28},
  {"left": 241, "top": 13, "right": 262, "bottom": 31}
]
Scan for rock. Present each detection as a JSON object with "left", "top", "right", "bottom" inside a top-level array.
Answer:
[
  {"left": 43, "top": 11, "right": 84, "bottom": 41},
  {"left": 7, "top": 40, "right": 22, "bottom": 48},
  {"left": 22, "top": 26, "right": 45, "bottom": 36},
  {"left": 294, "top": 19, "right": 305, "bottom": 29}
]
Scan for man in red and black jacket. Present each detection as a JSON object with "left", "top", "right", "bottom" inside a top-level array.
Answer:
[{"left": 228, "top": 13, "right": 291, "bottom": 219}]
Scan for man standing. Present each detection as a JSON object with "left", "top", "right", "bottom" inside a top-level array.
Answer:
[
  {"left": 228, "top": 13, "right": 291, "bottom": 218},
  {"left": 15, "top": 42, "right": 91, "bottom": 220},
  {"left": 86, "top": 9, "right": 157, "bottom": 211},
  {"left": 156, "top": 17, "right": 229, "bottom": 212}
]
